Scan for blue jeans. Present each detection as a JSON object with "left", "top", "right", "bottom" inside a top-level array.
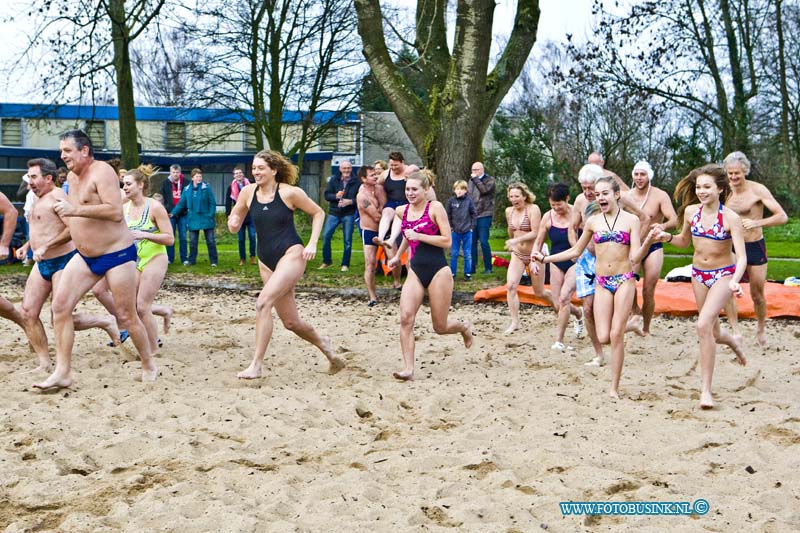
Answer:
[
  {"left": 321, "top": 212, "right": 355, "bottom": 266},
  {"left": 188, "top": 228, "right": 218, "bottom": 265},
  {"left": 238, "top": 218, "right": 256, "bottom": 260},
  {"left": 450, "top": 231, "right": 473, "bottom": 276},
  {"left": 168, "top": 215, "right": 188, "bottom": 263},
  {"left": 471, "top": 215, "right": 493, "bottom": 273}
]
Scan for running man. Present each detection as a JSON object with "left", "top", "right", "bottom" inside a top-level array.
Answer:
[
  {"left": 723, "top": 151, "right": 788, "bottom": 347},
  {"left": 625, "top": 161, "right": 678, "bottom": 335},
  {"left": 33, "top": 130, "right": 157, "bottom": 390},
  {"left": 17, "top": 158, "right": 121, "bottom": 371}
]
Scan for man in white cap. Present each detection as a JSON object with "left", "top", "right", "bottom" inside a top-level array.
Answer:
[{"left": 625, "top": 161, "right": 677, "bottom": 335}]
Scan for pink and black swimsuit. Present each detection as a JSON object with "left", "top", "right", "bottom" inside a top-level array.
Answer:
[{"left": 402, "top": 201, "right": 448, "bottom": 288}]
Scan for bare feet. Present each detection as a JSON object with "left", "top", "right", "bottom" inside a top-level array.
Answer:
[
  {"left": 33, "top": 371, "right": 73, "bottom": 391},
  {"left": 625, "top": 315, "right": 646, "bottom": 337},
  {"left": 731, "top": 338, "right": 747, "bottom": 366},
  {"left": 105, "top": 322, "right": 122, "bottom": 346},
  {"left": 584, "top": 356, "right": 605, "bottom": 367},
  {"left": 461, "top": 321, "right": 473, "bottom": 349},
  {"left": 756, "top": 330, "right": 768, "bottom": 348},
  {"left": 141, "top": 364, "right": 159, "bottom": 382},
  {"left": 392, "top": 369, "right": 414, "bottom": 381},
  {"left": 237, "top": 362, "right": 263, "bottom": 379},
  {"left": 328, "top": 356, "right": 346, "bottom": 375},
  {"left": 699, "top": 390, "right": 714, "bottom": 409},
  {"left": 504, "top": 322, "right": 519, "bottom": 334},
  {"left": 25, "top": 362, "right": 52, "bottom": 374},
  {"left": 609, "top": 389, "right": 620, "bottom": 400},
  {"left": 162, "top": 307, "right": 173, "bottom": 334}
]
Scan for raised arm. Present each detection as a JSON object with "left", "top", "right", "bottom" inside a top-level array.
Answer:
[
  {"left": 134, "top": 201, "right": 174, "bottom": 246},
  {"left": 746, "top": 184, "right": 788, "bottom": 230},
  {"left": 286, "top": 186, "right": 325, "bottom": 260}
]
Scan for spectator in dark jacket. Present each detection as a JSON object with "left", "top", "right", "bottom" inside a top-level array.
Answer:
[
  {"left": 319, "top": 161, "right": 360, "bottom": 271},
  {"left": 171, "top": 168, "right": 218, "bottom": 266},
  {"left": 225, "top": 166, "right": 256, "bottom": 265},
  {"left": 159, "top": 164, "right": 188, "bottom": 264},
  {"left": 468, "top": 161, "right": 496, "bottom": 274},
  {"left": 446, "top": 180, "right": 477, "bottom": 280}
]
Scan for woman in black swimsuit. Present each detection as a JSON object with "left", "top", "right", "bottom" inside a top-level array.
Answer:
[
  {"left": 228, "top": 150, "right": 345, "bottom": 379},
  {"left": 387, "top": 171, "right": 473, "bottom": 381}
]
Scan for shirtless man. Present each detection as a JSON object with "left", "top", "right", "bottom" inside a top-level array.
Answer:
[
  {"left": 625, "top": 161, "right": 678, "bottom": 335},
  {"left": 587, "top": 152, "right": 629, "bottom": 192},
  {"left": 722, "top": 151, "right": 788, "bottom": 348},
  {"left": 16, "top": 158, "right": 121, "bottom": 372},
  {"left": 356, "top": 165, "right": 383, "bottom": 305},
  {"left": 33, "top": 130, "right": 157, "bottom": 390}
]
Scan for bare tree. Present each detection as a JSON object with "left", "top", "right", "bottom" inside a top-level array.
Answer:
[
  {"left": 567, "top": 0, "right": 770, "bottom": 155},
  {"left": 181, "top": 0, "right": 362, "bottom": 170},
  {"left": 9, "top": 0, "right": 167, "bottom": 169},
  {"left": 354, "top": 0, "right": 540, "bottom": 190}
]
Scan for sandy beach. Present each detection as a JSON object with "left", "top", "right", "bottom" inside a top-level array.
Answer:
[{"left": 1, "top": 276, "right": 798, "bottom": 531}]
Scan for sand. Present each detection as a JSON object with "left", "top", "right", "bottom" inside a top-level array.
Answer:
[{"left": 1, "top": 276, "right": 798, "bottom": 532}]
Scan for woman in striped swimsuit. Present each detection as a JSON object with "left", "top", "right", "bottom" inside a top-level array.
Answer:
[
  {"left": 650, "top": 164, "right": 746, "bottom": 409},
  {"left": 503, "top": 183, "right": 543, "bottom": 334}
]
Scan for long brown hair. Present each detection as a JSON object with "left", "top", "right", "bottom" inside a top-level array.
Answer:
[
  {"left": 254, "top": 150, "right": 299, "bottom": 185},
  {"left": 673, "top": 164, "right": 730, "bottom": 219}
]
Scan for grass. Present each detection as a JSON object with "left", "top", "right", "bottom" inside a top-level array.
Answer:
[{"left": 1, "top": 216, "right": 797, "bottom": 288}]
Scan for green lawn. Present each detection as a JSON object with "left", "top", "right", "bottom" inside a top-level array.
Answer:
[{"left": 1, "top": 216, "right": 797, "bottom": 288}]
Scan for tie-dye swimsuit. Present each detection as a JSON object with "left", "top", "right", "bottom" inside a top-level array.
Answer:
[{"left": 592, "top": 210, "right": 635, "bottom": 294}]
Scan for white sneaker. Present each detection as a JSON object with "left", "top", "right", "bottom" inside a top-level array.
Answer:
[
  {"left": 551, "top": 341, "right": 568, "bottom": 351},
  {"left": 573, "top": 308, "right": 585, "bottom": 339}
]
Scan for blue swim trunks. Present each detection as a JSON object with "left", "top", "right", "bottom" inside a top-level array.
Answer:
[
  {"left": 80, "top": 244, "right": 137, "bottom": 276},
  {"left": 37, "top": 250, "right": 78, "bottom": 282}
]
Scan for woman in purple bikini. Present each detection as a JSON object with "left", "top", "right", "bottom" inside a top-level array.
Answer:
[
  {"left": 387, "top": 171, "right": 472, "bottom": 380},
  {"left": 533, "top": 177, "right": 650, "bottom": 399}
]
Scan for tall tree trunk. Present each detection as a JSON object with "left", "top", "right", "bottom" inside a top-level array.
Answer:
[
  {"left": 355, "top": 0, "right": 540, "bottom": 191},
  {"left": 775, "top": 0, "right": 792, "bottom": 170},
  {"left": 109, "top": 0, "right": 140, "bottom": 168}
]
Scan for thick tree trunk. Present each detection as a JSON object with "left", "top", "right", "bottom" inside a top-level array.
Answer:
[
  {"left": 109, "top": 0, "right": 139, "bottom": 168},
  {"left": 355, "top": 0, "right": 539, "bottom": 189}
]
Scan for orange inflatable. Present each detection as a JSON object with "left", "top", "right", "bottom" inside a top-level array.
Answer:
[{"left": 473, "top": 280, "right": 800, "bottom": 319}]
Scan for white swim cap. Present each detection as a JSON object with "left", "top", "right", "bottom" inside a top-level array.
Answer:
[{"left": 632, "top": 161, "right": 653, "bottom": 181}]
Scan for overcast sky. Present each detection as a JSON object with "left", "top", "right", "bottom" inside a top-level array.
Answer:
[{"left": 0, "top": 0, "right": 596, "bottom": 104}]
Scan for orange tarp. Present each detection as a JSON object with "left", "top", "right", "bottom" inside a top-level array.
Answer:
[{"left": 473, "top": 280, "right": 800, "bottom": 319}]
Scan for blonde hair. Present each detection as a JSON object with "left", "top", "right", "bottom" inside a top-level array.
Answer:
[
  {"left": 126, "top": 164, "right": 159, "bottom": 194},
  {"left": 254, "top": 150, "right": 299, "bottom": 185},
  {"left": 373, "top": 159, "right": 387, "bottom": 171},
  {"left": 453, "top": 180, "right": 468, "bottom": 191},
  {"left": 507, "top": 182, "right": 536, "bottom": 204},
  {"left": 406, "top": 170, "right": 432, "bottom": 189}
]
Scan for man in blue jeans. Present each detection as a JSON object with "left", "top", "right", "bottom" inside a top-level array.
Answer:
[
  {"left": 468, "top": 161, "right": 496, "bottom": 274},
  {"left": 320, "top": 161, "right": 360, "bottom": 271},
  {"left": 225, "top": 166, "right": 256, "bottom": 265},
  {"left": 159, "top": 163, "right": 188, "bottom": 263}
]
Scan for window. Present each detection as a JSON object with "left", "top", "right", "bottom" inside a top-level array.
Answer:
[
  {"left": 338, "top": 125, "right": 356, "bottom": 153},
  {"left": 319, "top": 127, "right": 338, "bottom": 152},
  {"left": 86, "top": 120, "right": 106, "bottom": 149},
  {"left": 165, "top": 122, "right": 186, "bottom": 151},
  {"left": 244, "top": 123, "right": 259, "bottom": 151},
  {"left": 1, "top": 118, "right": 23, "bottom": 146}
]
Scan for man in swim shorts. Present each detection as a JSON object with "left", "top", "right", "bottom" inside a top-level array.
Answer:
[{"left": 33, "top": 131, "right": 156, "bottom": 390}]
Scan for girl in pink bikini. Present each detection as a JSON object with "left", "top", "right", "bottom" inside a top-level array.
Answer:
[
  {"left": 649, "top": 164, "right": 746, "bottom": 409},
  {"left": 533, "top": 177, "right": 650, "bottom": 399}
]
